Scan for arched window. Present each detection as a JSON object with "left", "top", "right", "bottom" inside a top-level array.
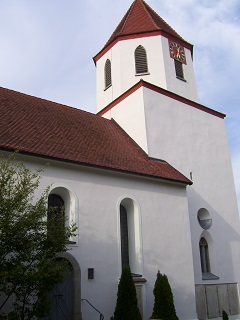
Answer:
[
  {"left": 119, "top": 198, "right": 142, "bottom": 275},
  {"left": 199, "top": 237, "right": 210, "bottom": 273},
  {"left": 120, "top": 204, "right": 129, "bottom": 267},
  {"left": 104, "top": 59, "right": 112, "bottom": 89},
  {"left": 135, "top": 45, "right": 148, "bottom": 74}
]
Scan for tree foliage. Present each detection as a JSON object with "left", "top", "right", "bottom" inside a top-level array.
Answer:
[
  {"left": 113, "top": 265, "right": 142, "bottom": 320},
  {"left": 0, "top": 153, "right": 76, "bottom": 319},
  {"left": 152, "top": 271, "right": 178, "bottom": 320}
]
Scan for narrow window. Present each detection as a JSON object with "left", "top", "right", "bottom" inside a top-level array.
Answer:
[
  {"left": 135, "top": 45, "right": 148, "bottom": 74},
  {"left": 174, "top": 60, "right": 184, "bottom": 79},
  {"left": 48, "top": 194, "right": 65, "bottom": 218},
  {"left": 48, "top": 194, "right": 65, "bottom": 235},
  {"left": 104, "top": 59, "right": 112, "bottom": 89},
  {"left": 120, "top": 204, "right": 129, "bottom": 267},
  {"left": 199, "top": 237, "right": 210, "bottom": 273}
]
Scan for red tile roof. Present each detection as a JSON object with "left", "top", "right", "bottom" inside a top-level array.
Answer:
[
  {"left": 94, "top": 0, "right": 192, "bottom": 62},
  {"left": 0, "top": 87, "right": 191, "bottom": 185}
]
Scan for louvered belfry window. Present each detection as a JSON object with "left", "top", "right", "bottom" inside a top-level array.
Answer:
[
  {"left": 174, "top": 60, "right": 184, "bottom": 79},
  {"left": 135, "top": 45, "right": 148, "bottom": 74},
  {"left": 104, "top": 59, "right": 112, "bottom": 89}
]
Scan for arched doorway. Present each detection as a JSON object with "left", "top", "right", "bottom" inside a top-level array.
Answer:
[
  {"left": 46, "top": 261, "right": 73, "bottom": 320},
  {"left": 45, "top": 254, "right": 82, "bottom": 320}
]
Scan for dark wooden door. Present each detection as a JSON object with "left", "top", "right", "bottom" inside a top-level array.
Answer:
[{"left": 46, "top": 265, "right": 73, "bottom": 320}]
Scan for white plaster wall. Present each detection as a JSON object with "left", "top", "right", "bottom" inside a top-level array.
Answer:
[
  {"left": 142, "top": 87, "right": 240, "bottom": 286},
  {"left": 10, "top": 152, "right": 197, "bottom": 320},
  {"left": 104, "top": 88, "right": 148, "bottom": 153}
]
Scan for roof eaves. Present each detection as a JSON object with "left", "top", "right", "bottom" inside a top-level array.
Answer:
[{"left": 0, "top": 146, "right": 191, "bottom": 185}]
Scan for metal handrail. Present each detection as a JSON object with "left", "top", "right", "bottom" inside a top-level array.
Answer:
[{"left": 81, "top": 299, "right": 104, "bottom": 320}]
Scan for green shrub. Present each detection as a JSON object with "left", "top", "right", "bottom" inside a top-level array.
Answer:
[
  {"left": 152, "top": 271, "right": 178, "bottom": 320},
  {"left": 113, "top": 265, "right": 141, "bottom": 320},
  {"left": 222, "top": 310, "right": 229, "bottom": 320},
  {"left": 152, "top": 271, "right": 164, "bottom": 318}
]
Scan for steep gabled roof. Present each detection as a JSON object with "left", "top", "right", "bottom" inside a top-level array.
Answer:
[
  {"left": 94, "top": 0, "right": 192, "bottom": 62},
  {"left": 0, "top": 87, "right": 191, "bottom": 185}
]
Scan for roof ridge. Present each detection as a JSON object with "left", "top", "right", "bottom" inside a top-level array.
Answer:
[
  {"left": 143, "top": 1, "right": 183, "bottom": 40},
  {"left": 141, "top": 0, "right": 159, "bottom": 30},
  {"left": 0, "top": 86, "right": 97, "bottom": 117},
  {"left": 118, "top": 1, "right": 136, "bottom": 36}
]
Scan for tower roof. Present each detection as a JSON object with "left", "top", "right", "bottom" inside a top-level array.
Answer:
[{"left": 94, "top": 0, "right": 192, "bottom": 62}]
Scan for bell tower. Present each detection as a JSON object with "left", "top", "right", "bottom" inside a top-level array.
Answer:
[
  {"left": 94, "top": 2, "right": 240, "bottom": 320},
  {"left": 94, "top": 0, "right": 199, "bottom": 113}
]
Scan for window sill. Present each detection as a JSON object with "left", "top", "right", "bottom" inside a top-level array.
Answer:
[
  {"left": 65, "top": 239, "right": 77, "bottom": 245},
  {"left": 176, "top": 76, "right": 186, "bottom": 82},
  {"left": 202, "top": 272, "right": 219, "bottom": 280},
  {"left": 104, "top": 84, "right": 112, "bottom": 91},
  {"left": 135, "top": 72, "right": 150, "bottom": 76}
]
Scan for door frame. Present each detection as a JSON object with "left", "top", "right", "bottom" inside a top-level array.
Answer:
[{"left": 57, "top": 252, "right": 82, "bottom": 320}]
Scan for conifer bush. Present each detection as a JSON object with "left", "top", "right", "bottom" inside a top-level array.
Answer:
[
  {"left": 222, "top": 310, "right": 229, "bottom": 320},
  {"left": 152, "top": 270, "right": 164, "bottom": 318},
  {"left": 151, "top": 271, "right": 178, "bottom": 320},
  {"left": 113, "top": 265, "right": 142, "bottom": 320}
]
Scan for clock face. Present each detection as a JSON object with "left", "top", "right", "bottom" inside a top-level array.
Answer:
[{"left": 169, "top": 42, "right": 186, "bottom": 64}]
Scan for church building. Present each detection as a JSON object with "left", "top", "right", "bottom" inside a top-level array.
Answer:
[{"left": 1, "top": 0, "right": 240, "bottom": 319}]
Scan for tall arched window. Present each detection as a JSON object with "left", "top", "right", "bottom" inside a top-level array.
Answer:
[
  {"left": 119, "top": 198, "right": 142, "bottom": 275},
  {"left": 120, "top": 204, "right": 130, "bottom": 267},
  {"left": 135, "top": 45, "right": 148, "bottom": 74},
  {"left": 104, "top": 59, "right": 112, "bottom": 89},
  {"left": 199, "top": 237, "right": 210, "bottom": 273}
]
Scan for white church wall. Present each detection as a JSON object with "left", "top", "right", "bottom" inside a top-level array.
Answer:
[
  {"left": 12, "top": 152, "right": 197, "bottom": 320},
  {"left": 142, "top": 87, "right": 240, "bottom": 287},
  {"left": 102, "top": 88, "right": 149, "bottom": 153}
]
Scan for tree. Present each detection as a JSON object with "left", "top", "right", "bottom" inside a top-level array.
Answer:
[
  {"left": 152, "top": 271, "right": 164, "bottom": 319},
  {"left": 151, "top": 271, "right": 178, "bottom": 320},
  {"left": 222, "top": 310, "right": 229, "bottom": 320},
  {"left": 113, "top": 265, "right": 142, "bottom": 320},
  {"left": 0, "top": 153, "right": 76, "bottom": 319}
]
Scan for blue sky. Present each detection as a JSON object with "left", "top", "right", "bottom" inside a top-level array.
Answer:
[{"left": 0, "top": 0, "right": 239, "bottom": 210}]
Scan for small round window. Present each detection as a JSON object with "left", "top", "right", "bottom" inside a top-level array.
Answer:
[{"left": 197, "top": 208, "right": 212, "bottom": 230}]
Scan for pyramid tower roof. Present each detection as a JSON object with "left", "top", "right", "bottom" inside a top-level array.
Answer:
[{"left": 94, "top": 0, "right": 193, "bottom": 62}]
